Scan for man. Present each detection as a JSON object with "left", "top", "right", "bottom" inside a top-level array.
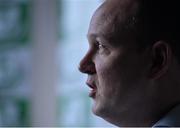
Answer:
[{"left": 79, "top": 0, "right": 180, "bottom": 127}]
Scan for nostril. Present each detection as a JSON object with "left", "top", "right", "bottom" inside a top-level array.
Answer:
[
  {"left": 78, "top": 50, "right": 96, "bottom": 74},
  {"left": 78, "top": 61, "right": 96, "bottom": 74}
]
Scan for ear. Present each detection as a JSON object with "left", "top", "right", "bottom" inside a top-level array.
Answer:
[{"left": 149, "top": 41, "right": 172, "bottom": 79}]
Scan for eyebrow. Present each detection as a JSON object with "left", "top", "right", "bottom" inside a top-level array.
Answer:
[
  {"left": 86, "top": 34, "right": 97, "bottom": 46},
  {"left": 87, "top": 33, "right": 116, "bottom": 48},
  {"left": 87, "top": 32, "right": 109, "bottom": 42}
]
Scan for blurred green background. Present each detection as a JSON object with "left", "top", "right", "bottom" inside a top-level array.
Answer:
[{"left": 0, "top": 0, "right": 115, "bottom": 127}]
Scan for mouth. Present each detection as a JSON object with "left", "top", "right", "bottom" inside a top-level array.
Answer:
[{"left": 86, "top": 81, "right": 97, "bottom": 98}]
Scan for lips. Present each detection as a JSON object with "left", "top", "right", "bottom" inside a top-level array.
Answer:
[{"left": 86, "top": 80, "right": 97, "bottom": 98}]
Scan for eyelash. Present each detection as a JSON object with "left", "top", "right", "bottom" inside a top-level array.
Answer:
[
  {"left": 95, "top": 41, "right": 103, "bottom": 48},
  {"left": 98, "top": 43, "right": 104, "bottom": 49},
  {"left": 95, "top": 41, "right": 107, "bottom": 54}
]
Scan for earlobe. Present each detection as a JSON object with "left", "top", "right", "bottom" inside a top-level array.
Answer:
[{"left": 149, "top": 41, "right": 172, "bottom": 79}]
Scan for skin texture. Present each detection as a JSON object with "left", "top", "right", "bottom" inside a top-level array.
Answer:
[{"left": 79, "top": 0, "right": 180, "bottom": 126}]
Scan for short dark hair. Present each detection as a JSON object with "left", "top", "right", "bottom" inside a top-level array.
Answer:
[{"left": 137, "top": 0, "right": 180, "bottom": 60}]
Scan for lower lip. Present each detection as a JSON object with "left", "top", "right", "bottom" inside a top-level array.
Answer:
[{"left": 89, "top": 89, "right": 97, "bottom": 98}]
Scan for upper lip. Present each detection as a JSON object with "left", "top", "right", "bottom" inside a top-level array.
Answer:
[
  {"left": 86, "top": 77, "right": 97, "bottom": 89},
  {"left": 86, "top": 82, "right": 96, "bottom": 89}
]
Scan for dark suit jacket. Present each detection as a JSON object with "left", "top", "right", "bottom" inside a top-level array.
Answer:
[{"left": 153, "top": 104, "right": 180, "bottom": 127}]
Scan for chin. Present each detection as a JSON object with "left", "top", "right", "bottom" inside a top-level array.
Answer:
[
  {"left": 92, "top": 103, "right": 120, "bottom": 126},
  {"left": 92, "top": 99, "right": 113, "bottom": 118},
  {"left": 91, "top": 97, "right": 127, "bottom": 126},
  {"left": 92, "top": 100, "right": 104, "bottom": 115}
]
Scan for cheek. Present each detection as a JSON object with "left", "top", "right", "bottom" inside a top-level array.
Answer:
[
  {"left": 96, "top": 52, "right": 129, "bottom": 83},
  {"left": 95, "top": 57, "right": 124, "bottom": 96},
  {"left": 95, "top": 52, "right": 146, "bottom": 97}
]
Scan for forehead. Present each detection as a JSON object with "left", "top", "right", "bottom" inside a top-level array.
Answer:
[{"left": 88, "top": 0, "right": 140, "bottom": 42}]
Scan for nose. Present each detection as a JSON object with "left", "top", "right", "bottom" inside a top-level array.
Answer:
[{"left": 78, "top": 52, "right": 96, "bottom": 75}]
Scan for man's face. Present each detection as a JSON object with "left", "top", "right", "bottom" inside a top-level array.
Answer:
[{"left": 79, "top": 0, "right": 152, "bottom": 125}]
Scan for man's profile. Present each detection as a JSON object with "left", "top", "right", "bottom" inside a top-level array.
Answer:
[{"left": 79, "top": 0, "right": 180, "bottom": 127}]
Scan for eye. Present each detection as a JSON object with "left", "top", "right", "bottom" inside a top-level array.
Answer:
[
  {"left": 95, "top": 41, "right": 104, "bottom": 49},
  {"left": 98, "top": 43, "right": 104, "bottom": 49},
  {"left": 95, "top": 41, "right": 109, "bottom": 55}
]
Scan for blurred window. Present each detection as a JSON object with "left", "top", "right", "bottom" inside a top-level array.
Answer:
[
  {"left": 57, "top": 0, "right": 115, "bottom": 127},
  {"left": 0, "top": 0, "right": 116, "bottom": 127},
  {"left": 0, "top": 0, "right": 30, "bottom": 126}
]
